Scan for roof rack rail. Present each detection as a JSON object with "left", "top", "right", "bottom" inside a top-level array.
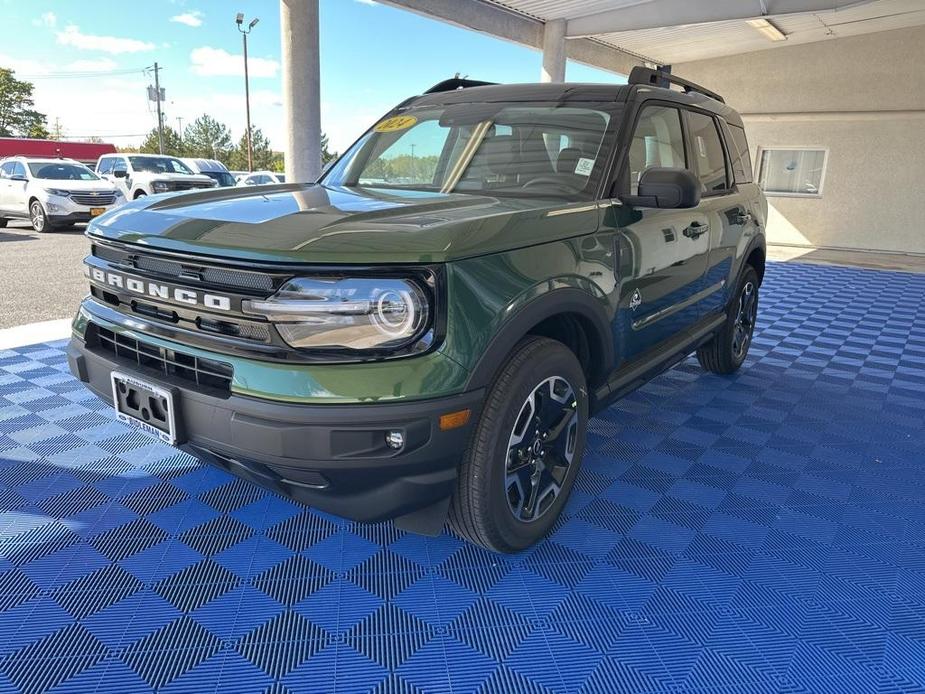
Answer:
[
  {"left": 424, "top": 77, "right": 497, "bottom": 94},
  {"left": 628, "top": 66, "right": 725, "bottom": 104}
]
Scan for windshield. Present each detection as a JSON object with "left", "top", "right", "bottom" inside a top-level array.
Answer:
[
  {"left": 203, "top": 170, "right": 236, "bottom": 187},
  {"left": 129, "top": 156, "right": 193, "bottom": 175},
  {"left": 28, "top": 162, "right": 99, "bottom": 180},
  {"left": 323, "top": 102, "right": 616, "bottom": 199}
]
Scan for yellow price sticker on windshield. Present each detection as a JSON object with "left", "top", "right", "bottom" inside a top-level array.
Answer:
[{"left": 374, "top": 115, "right": 417, "bottom": 133}]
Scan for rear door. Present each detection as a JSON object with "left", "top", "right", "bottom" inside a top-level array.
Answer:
[
  {"left": 611, "top": 103, "right": 710, "bottom": 363},
  {"left": 682, "top": 109, "right": 753, "bottom": 315}
]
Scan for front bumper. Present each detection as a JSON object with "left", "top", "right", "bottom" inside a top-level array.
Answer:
[
  {"left": 44, "top": 196, "right": 121, "bottom": 224},
  {"left": 67, "top": 335, "right": 482, "bottom": 523}
]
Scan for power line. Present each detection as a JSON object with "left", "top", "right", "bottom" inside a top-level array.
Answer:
[{"left": 17, "top": 67, "right": 147, "bottom": 80}]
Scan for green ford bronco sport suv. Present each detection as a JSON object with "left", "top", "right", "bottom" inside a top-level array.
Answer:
[{"left": 68, "top": 68, "right": 766, "bottom": 552}]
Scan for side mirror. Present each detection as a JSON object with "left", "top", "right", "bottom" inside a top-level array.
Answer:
[
  {"left": 112, "top": 169, "right": 127, "bottom": 178},
  {"left": 621, "top": 167, "right": 701, "bottom": 209}
]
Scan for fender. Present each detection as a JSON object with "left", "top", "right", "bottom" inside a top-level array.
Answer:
[
  {"left": 727, "top": 233, "right": 767, "bottom": 309},
  {"left": 464, "top": 285, "right": 615, "bottom": 392}
]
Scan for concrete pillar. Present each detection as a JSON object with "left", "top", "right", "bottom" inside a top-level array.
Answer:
[
  {"left": 280, "top": 0, "right": 321, "bottom": 182},
  {"left": 541, "top": 19, "right": 567, "bottom": 83}
]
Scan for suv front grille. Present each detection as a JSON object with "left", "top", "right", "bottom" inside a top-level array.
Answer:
[
  {"left": 91, "top": 324, "right": 233, "bottom": 394},
  {"left": 92, "top": 243, "right": 275, "bottom": 292},
  {"left": 71, "top": 193, "right": 117, "bottom": 206}
]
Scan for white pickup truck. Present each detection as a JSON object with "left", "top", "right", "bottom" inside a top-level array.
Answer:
[{"left": 95, "top": 153, "right": 216, "bottom": 199}]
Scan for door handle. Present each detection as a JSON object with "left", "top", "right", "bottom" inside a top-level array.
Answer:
[
  {"left": 734, "top": 212, "right": 752, "bottom": 225},
  {"left": 683, "top": 222, "right": 709, "bottom": 239}
]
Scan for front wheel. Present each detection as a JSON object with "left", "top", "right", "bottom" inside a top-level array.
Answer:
[
  {"left": 449, "top": 336, "right": 588, "bottom": 553},
  {"left": 697, "top": 265, "right": 760, "bottom": 374},
  {"left": 30, "top": 200, "right": 51, "bottom": 233}
]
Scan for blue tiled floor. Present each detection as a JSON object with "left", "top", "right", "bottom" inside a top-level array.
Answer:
[{"left": 1, "top": 261, "right": 924, "bottom": 693}]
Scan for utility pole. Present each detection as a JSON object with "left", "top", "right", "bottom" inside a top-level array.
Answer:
[
  {"left": 176, "top": 116, "right": 184, "bottom": 138},
  {"left": 153, "top": 62, "right": 165, "bottom": 154},
  {"left": 236, "top": 13, "right": 259, "bottom": 172}
]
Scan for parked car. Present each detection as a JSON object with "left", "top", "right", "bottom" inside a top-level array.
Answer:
[
  {"left": 95, "top": 153, "right": 216, "bottom": 199},
  {"left": 0, "top": 156, "right": 124, "bottom": 232},
  {"left": 237, "top": 170, "right": 286, "bottom": 186},
  {"left": 68, "top": 69, "right": 767, "bottom": 552},
  {"left": 181, "top": 158, "right": 236, "bottom": 187}
]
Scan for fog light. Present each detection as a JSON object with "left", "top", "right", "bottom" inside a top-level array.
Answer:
[{"left": 385, "top": 431, "right": 404, "bottom": 449}]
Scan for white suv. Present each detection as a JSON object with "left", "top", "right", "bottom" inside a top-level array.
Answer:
[
  {"left": 96, "top": 154, "right": 216, "bottom": 199},
  {"left": 0, "top": 157, "right": 125, "bottom": 232}
]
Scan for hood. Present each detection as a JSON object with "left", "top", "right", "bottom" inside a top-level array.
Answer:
[
  {"left": 36, "top": 179, "right": 118, "bottom": 193},
  {"left": 87, "top": 183, "right": 602, "bottom": 264},
  {"left": 142, "top": 172, "right": 214, "bottom": 183}
]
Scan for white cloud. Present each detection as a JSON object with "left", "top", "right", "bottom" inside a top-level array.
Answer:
[
  {"left": 33, "top": 11, "right": 57, "bottom": 27},
  {"left": 170, "top": 11, "right": 203, "bottom": 27},
  {"left": 189, "top": 46, "right": 279, "bottom": 78},
  {"left": 0, "top": 53, "right": 52, "bottom": 76},
  {"left": 65, "top": 58, "right": 119, "bottom": 72},
  {"left": 56, "top": 25, "right": 155, "bottom": 54}
]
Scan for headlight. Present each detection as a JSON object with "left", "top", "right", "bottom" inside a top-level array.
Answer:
[
  {"left": 243, "top": 277, "right": 432, "bottom": 352},
  {"left": 113, "top": 189, "right": 124, "bottom": 198},
  {"left": 44, "top": 188, "right": 71, "bottom": 197},
  {"left": 151, "top": 181, "right": 170, "bottom": 193}
]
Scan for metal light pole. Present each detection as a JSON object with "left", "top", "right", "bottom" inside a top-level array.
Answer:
[{"left": 236, "top": 12, "right": 259, "bottom": 172}]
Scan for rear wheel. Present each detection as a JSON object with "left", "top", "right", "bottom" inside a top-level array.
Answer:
[
  {"left": 449, "top": 336, "right": 588, "bottom": 553},
  {"left": 697, "top": 265, "right": 759, "bottom": 374}
]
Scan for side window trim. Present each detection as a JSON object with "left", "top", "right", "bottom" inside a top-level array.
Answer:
[{"left": 680, "top": 107, "right": 732, "bottom": 197}]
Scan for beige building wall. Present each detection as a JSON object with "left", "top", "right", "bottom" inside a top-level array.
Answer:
[{"left": 674, "top": 25, "right": 925, "bottom": 255}]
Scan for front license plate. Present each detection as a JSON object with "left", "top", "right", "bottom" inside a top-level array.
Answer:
[
  {"left": 90, "top": 207, "right": 105, "bottom": 216},
  {"left": 111, "top": 372, "right": 177, "bottom": 445}
]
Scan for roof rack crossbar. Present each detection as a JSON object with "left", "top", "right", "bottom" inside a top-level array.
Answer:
[
  {"left": 424, "top": 77, "right": 497, "bottom": 94},
  {"left": 628, "top": 66, "right": 725, "bottom": 103}
]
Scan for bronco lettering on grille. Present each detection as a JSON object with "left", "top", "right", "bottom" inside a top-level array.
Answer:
[{"left": 89, "top": 267, "right": 231, "bottom": 311}]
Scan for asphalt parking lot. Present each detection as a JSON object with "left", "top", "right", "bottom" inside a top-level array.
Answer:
[{"left": 0, "top": 220, "right": 90, "bottom": 329}]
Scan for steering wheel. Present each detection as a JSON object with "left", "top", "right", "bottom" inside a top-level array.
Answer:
[{"left": 521, "top": 176, "right": 583, "bottom": 193}]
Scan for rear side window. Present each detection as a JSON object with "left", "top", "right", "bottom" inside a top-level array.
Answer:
[
  {"left": 687, "top": 111, "right": 728, "bottom": 193},
  {"left": 0, "top": 162, "right": 13, "bottom": 178},
  {"left": 726, "top": 123, "right": 753, "bottom": 184},
  {"left": 98, "top": 158, "right": 113, "bottom": 175},
  {"left": 627, "top": 105, "right": 686, "bottom": 195}
]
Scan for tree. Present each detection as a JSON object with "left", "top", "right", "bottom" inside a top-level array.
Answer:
[
  {"left": 230, "top": 126, "right": 275, "bottom": 171},
  {"left": 183, "top": 114, "right": 233, "bottom": 163},
  {"left": 28, "top": 122, "right": 51, "bottom": 139},
  {"left": 321, "top": 132, "right": 337, "bottom": 166},
  {"left": 0, "top": 68, "right": 48, "bottom": 137},
  {"left": 140, "top": 126, "right": 183, "bottom": 156}
]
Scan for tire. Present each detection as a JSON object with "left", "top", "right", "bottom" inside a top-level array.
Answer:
[
  {"left": 449, "top": 336, "right": 588, "bottom": 553},
  {"left": 0, "top": 218, "right": 7, "bottom": 228},
  {"left": 697, "top": 265, "right": 760, "bottom": 375},
  {"left": 134, "top": 190, "right": 147, "bottom": 199},
  {"left": 30, "top": 200, "right": 52, "bottom": 233}
]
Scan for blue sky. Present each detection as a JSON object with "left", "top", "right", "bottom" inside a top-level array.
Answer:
[{"left": 3, "top": 0, "right": 624, "bottom": 153}]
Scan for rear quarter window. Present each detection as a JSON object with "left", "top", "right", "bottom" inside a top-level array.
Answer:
[{"left": 726, "top": 123, "right": 753, "bottom": 184}]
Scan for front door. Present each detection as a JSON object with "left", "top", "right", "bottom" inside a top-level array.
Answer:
[
  {"left": 0, "top": 162, "right": 14, "bottom": 212},
  {"left": 610, "top": 103, "right": 710, "bottom": 365},
  {"left": 7, "top": 162, "right": 29, "bottom": 216}
]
